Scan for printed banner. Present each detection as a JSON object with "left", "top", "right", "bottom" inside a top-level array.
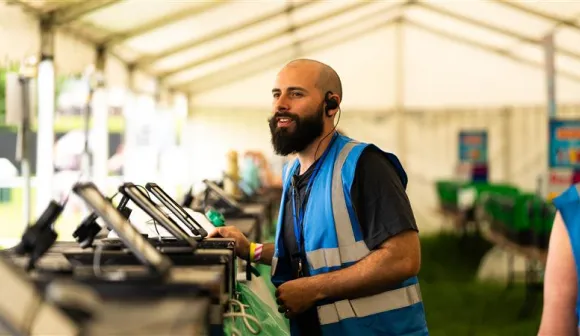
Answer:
[
  {"left": 548, "top": 119, "right": 580, "bottom": 169},
  {"left": 459, "top": 130, "right": 488, "bottom": 164},
  {"left": 458, "top": 130, "right": 488, "bottom": 182},
  {"left": 547, "top": 118, "right": 580, "bottom": 200}
]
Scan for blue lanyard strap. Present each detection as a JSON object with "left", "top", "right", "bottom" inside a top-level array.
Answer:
[{"left": 290, "top": 133, "right": 338, "bottom": 257}]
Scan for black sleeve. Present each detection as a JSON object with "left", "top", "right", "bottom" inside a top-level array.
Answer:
[{"left": 350, "top": 146, "right": 419, "bottom": 251}]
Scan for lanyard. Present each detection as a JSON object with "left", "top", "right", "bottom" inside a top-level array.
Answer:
[{"left": 290, "top": 133, "right": 337, "bottom": 258}]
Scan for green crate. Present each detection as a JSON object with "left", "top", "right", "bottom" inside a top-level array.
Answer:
[
  {"left": 510, "top": 193, "right": 539, "bottom": 246},
  {"left": 435, "top": 180, "right": 467, "bottom": 212},
  {"left": 529, "top": 200, "right": 555, "bottom": 249},
  {"left": 480, "top": 186, "right": 520, "bottom": 236}
]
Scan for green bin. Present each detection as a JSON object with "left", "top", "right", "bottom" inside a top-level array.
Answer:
[
  {"left": 481, "top": 185, "right": 520, "bottom": 236},
  {"left": 435, "top": 180, "right": 467, "bottom": 213},
  {"left": 511, "top": 193, "right": 537, "bottom": 246}
]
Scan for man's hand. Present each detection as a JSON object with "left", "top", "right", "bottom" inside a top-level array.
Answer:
[
  {"left": 275, "top": 277, "right": 321, "bottom": 318},
  {"left": 208, "top": 226, "right": 251, "bottom": 259},
  {"left": 208, "top": 226, "right": 275, "bottom": 265}
]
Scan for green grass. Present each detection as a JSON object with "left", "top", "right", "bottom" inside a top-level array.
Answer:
[{"left": 419, "top": 232, "right": 542, "bottom": 335}]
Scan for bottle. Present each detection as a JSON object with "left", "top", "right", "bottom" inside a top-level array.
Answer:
[{"left": 205, "top": 206, "right": 225, "bottom": 227}]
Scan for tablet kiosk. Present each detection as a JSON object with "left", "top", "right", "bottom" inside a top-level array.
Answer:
[
  {"left": 145, "top": 182, "right": 207, "bottom": 237},
  {"left": 117, "top": 183, "right": 198, "bottom": 250}
]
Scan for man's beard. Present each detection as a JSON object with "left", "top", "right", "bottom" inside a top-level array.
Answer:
[{"left": 268, "top": 103, "right": 324, "bottom": 156}]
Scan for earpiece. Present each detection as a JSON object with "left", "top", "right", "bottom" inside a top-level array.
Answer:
[{"left": 324, "top": 91, "right": 339, "bottom": 117}]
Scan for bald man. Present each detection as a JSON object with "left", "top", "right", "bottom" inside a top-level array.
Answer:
[{"left": 210, "top": 59, "right": 428, "bottom": 335}]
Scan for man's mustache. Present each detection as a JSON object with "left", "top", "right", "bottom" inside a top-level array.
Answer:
[{"left": 268, "top": 112, "right": 299, "bottom": 123}]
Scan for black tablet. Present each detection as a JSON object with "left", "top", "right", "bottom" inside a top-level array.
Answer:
[
  {"left": 117, "top": 183, "right": 199, "bottom": 250},
  {"left": 73, "top": 182, "right": 172, "bottom": 276},
  {"left": 145, "top": 182, "right": 207, "bottom": 238}
]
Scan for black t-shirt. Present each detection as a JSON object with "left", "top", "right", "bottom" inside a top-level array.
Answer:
[{"left": 281, "top": 146, "right": 419, "bottom": 335}]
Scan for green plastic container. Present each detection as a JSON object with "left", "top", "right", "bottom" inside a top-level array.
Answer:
[
  {"left": 435, "top": 180, "right": 467, "bottom": 212},
  {"left": 479, "top": 185, "right": 520, "bottom": 236},
  {"left": 205, "top": 208, "right": 225, "bottom": 227},
  {"left": 510, "top": 193, "right": 539, "bottom": 246},
  {"left": 530, "top": 200, "right": 555, "bottom": 249}
]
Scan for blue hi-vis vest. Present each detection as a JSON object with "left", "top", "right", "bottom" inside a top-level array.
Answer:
[
  {"left": 552, "top": 184, "right": 580, "bottom": 326},
  {"left": 271, "top": 134, "right": 429, "bottom": 336}
]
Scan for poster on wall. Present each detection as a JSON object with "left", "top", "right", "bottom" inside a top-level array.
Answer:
[
  {"left": 457, "top": 130, "right": 489, "bottom": 182},
  {"left": 547, "top": 118, "right": 580, "bottom": 200}
]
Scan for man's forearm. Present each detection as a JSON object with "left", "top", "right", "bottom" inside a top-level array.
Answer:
[{"left": 308, "top": 232, "right": 420, "bottom": 302}]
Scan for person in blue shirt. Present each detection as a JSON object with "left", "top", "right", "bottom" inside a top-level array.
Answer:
[
  {"left": 210, "top": 58, "right": 428, "bottom": 335},
  {"left": 539, "top": 186, "right": 580, "bottom": 335}
]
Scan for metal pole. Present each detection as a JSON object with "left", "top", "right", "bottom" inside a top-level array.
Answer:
[
  {"left": 394, "top": 16, "right": 406, "bottom": 167},
  {"left": 35, "top": 14, "right": 56, "bottom": 217},
  {"left": 18, "top": 76, "right": 31, "bottom": 227},
  {"left": 81, "top": 76, "right": 93, "bottom": 183},
  {"left": 543, "top": 32, "right": 556, "bottom": 199},
  {"left": 91, "top": 46, "right": 108, "bottom": 190}
]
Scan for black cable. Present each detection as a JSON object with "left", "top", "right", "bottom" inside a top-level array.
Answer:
[
  {"left": 313, "top": 107, "right": 341, "bottom": 167},
  {"left": 135, "top": 185, "right": 151, "bottom": 200},
  {"left": 108, "top": 191, "right": 119, "bottom": 204},
  {"left": 62, "top": 171, "right": 87, "bottom": 206}
]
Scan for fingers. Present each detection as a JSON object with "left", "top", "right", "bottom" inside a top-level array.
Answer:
[
  {"left": 278, "top": 305, "right": 295, "bottom": 319},
  {"left": 209, "top": 226, "right": 235, "bottom": 238},
  {"left": 207, "top": 227, "right": 223, "bottom": 238},
  {"left": 278, "top": 304, "right": 294, "bottom": 318},
  {"left": 276, "top": 289, "right": 293, "bottom": 318}
]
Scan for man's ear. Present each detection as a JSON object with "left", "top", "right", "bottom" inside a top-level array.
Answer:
[{"left": 324, "top": 93, "right": 340, "bottom": 117}]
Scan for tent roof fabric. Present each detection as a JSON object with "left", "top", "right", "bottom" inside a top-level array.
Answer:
[{"left": 11, "top": 0, "right": 580, "bottom": 95}]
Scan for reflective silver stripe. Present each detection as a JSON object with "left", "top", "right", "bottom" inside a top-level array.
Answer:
[
  {"left": 306, "top": 241, "right": 370, "bottom": 270},
  {"left": 306, "top": 247, "right": 340, "bottom": 270},
  {"left": 331, "top": 141, "right": 370, "bottom": 264},
  {"left": 317, "top": 283, "right": 423, "bottom": 325},
  {"left": 339, "top": 241, "right": 371, "bottom": 263},
  {"left": 271, "top": 256, "right": 278, "bottom": 276}
]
